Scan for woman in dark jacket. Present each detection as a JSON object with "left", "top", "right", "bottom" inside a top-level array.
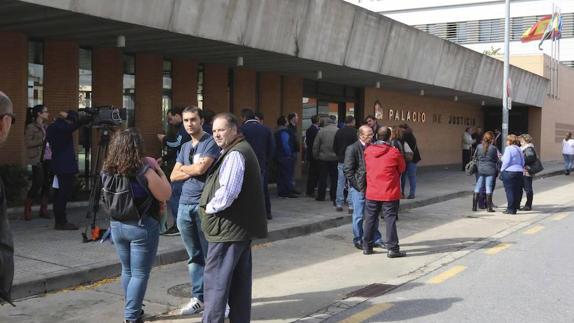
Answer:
[
  {"left": 473, "top": 131, "right": 498, "bottom": 212},
  {"left": 519, "top": 134, "right": 538, "bottom": 211}
]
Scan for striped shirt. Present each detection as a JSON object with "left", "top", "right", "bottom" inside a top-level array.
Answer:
[{"left": 206, "top": 151, "right": 245, "bottom": 214}]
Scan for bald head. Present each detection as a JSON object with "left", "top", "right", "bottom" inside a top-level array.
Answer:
[
  {"left": 0, "top": 91, "right": 14, "bottom": 145},
  {"left": 377, "top": 126, "right": 391, "bottom": 142}
]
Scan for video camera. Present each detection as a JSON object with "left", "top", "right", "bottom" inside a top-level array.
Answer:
[{"left": 78, "top": 106, "right": 125, "bottom": 127}]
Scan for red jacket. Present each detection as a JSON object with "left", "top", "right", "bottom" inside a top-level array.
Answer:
[{"left": 365, "top": 142, "right": 406, "bottom": 201}]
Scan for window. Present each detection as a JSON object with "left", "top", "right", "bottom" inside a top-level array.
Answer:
[
  {"left": 479, "top": 19, "right": 504, "bottom": 42},
  {"left": 79, "top": 48, "right": 92, "bottom": 109},
  {"left": 162, "top": 60, "right": 172, "bottom": 132},
  {"left": 28, "top": 41, "right": 44, "bottom": 107},
  {"left": 123, "top": 55, "right": 136, "bottom": 127},
  {"left": 197, "top": 64, "right": 204, "bottom": 109}
]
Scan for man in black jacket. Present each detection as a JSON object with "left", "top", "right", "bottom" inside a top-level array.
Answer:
[
  {"left": 333, "top": 116, "right": 357, "bottom": 212},
  {"left": 0, "top": 91, "right": 14, "bottom": 306},
  {"left": 343, "top": 125, "right": 384, "bottom": 251},
  {"left": 305, "top": 115, "right": 320, "bottom": 197}
]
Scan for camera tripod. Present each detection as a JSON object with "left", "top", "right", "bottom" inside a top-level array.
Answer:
[{"left": 81, "top": 127, "right": 114, "bottom": 243}]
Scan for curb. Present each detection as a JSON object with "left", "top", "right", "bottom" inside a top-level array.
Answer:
[{"left": 10, "top": 168, "right": 565, "bottom": 301}]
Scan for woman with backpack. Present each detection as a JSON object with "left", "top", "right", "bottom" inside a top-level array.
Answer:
[
  {"left": 101, "top": 128, "right": 171, "bottom": 323},
  {"left": 520, "top": 134, "right": 541, "bottom": 211},
  {"left": 472, "top": 131, "right": 498, "bottom": 212}
]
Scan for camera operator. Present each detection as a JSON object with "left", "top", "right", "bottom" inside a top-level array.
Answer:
[
  {"left": 46, "top": 110, "right": 82, "bottom": 230},
  {"left": 157, "top": 107, "right": 191, "bottom": 236}
]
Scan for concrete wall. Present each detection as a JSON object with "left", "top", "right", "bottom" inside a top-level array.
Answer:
[
  {"left": 538, "top": 55, "right": 574, "bottom": 161},
  {"left": 21, "top": 0, "right": 548, "bottom": 107},
  {"left": 364, "top": 87, "right": 484, "bottom": 166}
]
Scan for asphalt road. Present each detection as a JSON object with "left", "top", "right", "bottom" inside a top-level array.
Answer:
[{"left": 2, "top": 175, "right": 573, "bottom": 323}]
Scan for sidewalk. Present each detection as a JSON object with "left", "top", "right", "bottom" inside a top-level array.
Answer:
[{"left": 9, "top": 161, "right": 565, "bottom": 300}]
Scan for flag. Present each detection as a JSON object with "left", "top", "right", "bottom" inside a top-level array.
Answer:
[
  {"left": 538, "top": 14, "right": 562, "bottom": 50},
  {"left": 521, "top": 15, "right": 551, "bottom": 43}
]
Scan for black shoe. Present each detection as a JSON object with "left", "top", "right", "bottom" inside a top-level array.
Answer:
[
  {"left": 306, "top": 193, "right": 315, "bottom": 198},
  {"left": 519, "top": 206, "right": 532, "bottom": 211},
  {"left": 162, "top": 224, "right": 180, "bottom": 236},
  {"left": 315, "top": 198, "right": 325, "bottom": 201},
  {"left": 387, "top": 250, "right": 407, "bottom": 258},
  {"left": 348, "top": 208, "right": 353, "bottom": 214},
  {"left": 472, "top": 193, "right": 478, "bottom": 212},
  {"left": 374, "top": 242, "right": 387, "bottom": 249},
  {"left": 353, "top": 241, "right": 362, "bottom": 250},
  {"left": 363, "top": 247, "right": 374, "bottom": 255},
  {"left": 290, "top": 189, "right": 301, "bottom": 195},
  {"left": 54, "top": 222, "right": 78, "bottom": 230},
  {"left": 503, "top": 209, "right": 517, "bottom": 215},
  {"left": 266, "top": 213, "right": 273, "bottom": 220},
  {"left": 406, "top": 195, "right": 415, "bottom": 199},
  {"left": 335, "top": 207, "right": 343, "bottom": 212}
]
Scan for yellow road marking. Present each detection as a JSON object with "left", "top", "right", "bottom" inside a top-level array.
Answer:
[
  {"left": 427, "top": 265, "right": 467, "bottom": 284},
  {"left": 339, "top": 303, "right": 393, "bottom": 323},
  {"left": 485, "top": 242, "right": 511, "bottom": 255},
  {"left": 551, "top": 214, "right": 568, "bottom": 221},
  {"left": 524, "top": 225, "right": 544, "bottom": 235}
]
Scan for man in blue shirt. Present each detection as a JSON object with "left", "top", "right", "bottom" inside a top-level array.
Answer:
[
  {"left": 158, "top": 107, "right": 191, "bottom": 236},
  {"left": 170, "top": 106, "right": 220, "bottom": 315},
  {"left": 275, "top": 116, "right": 298, "bottom": 198},
  {"left": 240, "top": 108, "right": 275, "bottom": 219}
]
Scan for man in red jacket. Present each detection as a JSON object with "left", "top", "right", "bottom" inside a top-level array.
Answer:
[{"left": 363, "top": 126, "right": 407, "bottom": 257}]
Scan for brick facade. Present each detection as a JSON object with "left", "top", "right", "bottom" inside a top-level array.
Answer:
[
  {"left": 204, "top": 63, "right": 229, "bottom": 114},
  {"left": 172, "top": 58, "right": 198, "bottom": 108},
  {"left": 0, "top": 32, "right": 27, "bottom": 165},
  {"left": 233, "top": 68, "right": 257, "bottom": 113},
  {"left": 44, "top": 40, "right": 79, "bottom": 112},
  {"left": 92, "top": 47, "right": 123, "bottom": 108},
  {"left": 135, "top": 53, "right": 163, "bottom": 157},
  {"left": 258, "top": 72, "right": 281, "bottom": 128}
]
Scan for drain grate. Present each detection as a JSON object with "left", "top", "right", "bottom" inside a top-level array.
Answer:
[
  {"left": 346, "top": 283, "right": 396, "bottom": 298},
  {"left": 167, "top": 283, "right": 192, "bottom": 298}
]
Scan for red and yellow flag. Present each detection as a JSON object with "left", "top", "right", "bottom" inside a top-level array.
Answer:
[{"left": 521, "top": 15, "right": 551, "bottom": 43}]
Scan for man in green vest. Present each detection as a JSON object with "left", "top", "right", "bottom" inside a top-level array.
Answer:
[{"left": 199, "top": 112, "right": 267, "bottom": 323}]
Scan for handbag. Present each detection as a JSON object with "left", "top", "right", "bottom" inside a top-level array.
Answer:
[
  {"left": 526, "top": 157, "right": 544, "bottom": 175},
  {"left": 465, "top": 150, "right": 478, "bottom": 176},
  {"left": 404, "top": 142, "right": 414, "bottom": 162}
]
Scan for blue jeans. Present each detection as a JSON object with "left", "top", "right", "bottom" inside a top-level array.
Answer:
[
  {"left": 169, "top": 181, "right": 183, "bottom": 220},
  {"left": 401, "top": 162, "right": 417, "bottom": 198},
  {"left": 350, "top": 187, "right": 382, "bottom": 245},
  {"left": 111, "top": 216, "right": 160, "bottom": 320},
  {"left": 336, "top": 163, "right": 353, "bottom": 208},
  {"left": 564, "top": 154, "right": 574, "bottom": 172},
  {"left": 177, "top": 203, "right": 208, "bottom": 302},
  {"left": 474, "top": 175, "right": 495, "bottom": 194},
  {"left": 501, "top": 171, "right": 523, "bottom": 213}
]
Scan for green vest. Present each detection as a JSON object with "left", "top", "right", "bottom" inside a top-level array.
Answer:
[{"left": 199, "top": 139, "right": 268, "bottom": 242}]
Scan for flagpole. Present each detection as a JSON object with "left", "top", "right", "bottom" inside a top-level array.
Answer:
[{"left": 502, "top": 0, "right": 510, "bottom": 149}]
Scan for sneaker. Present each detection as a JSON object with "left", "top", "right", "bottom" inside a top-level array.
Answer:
[
  {"left": 162, "top": 224, "right": 180, "bottom": 236},
  {"left": 335, "top": 206, "right": 343, "bottom": 212},
  {"left": 180, "top": 297, "right": 204, "bottom": 315}
]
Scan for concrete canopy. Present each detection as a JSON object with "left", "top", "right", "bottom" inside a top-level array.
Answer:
[{"left": 3, "top": 0, "right": 548, "bottom": 107}]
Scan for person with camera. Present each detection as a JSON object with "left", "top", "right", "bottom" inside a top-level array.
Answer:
[
  {"left": 102, "top": 128, "right": 171, "bottom": 323},
  {"left": 24, "top": 104, "right": 52, "bottom": 221},
  {"left": 157, "top": 107, "right": 191, "bottom": 236},
  {"left": 46, "top": 110, "right": 82, "bottom": 230},
  {"left": 0, "top": 91, "right": 15, "bottom": 306}
]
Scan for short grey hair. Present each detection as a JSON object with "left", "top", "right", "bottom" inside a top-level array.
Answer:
[
  {"left": 0, "top": 91, "right": 13, "bottom": 114},
  {"left": 214, "top": 112, "right": 239, "bottom": 130}
]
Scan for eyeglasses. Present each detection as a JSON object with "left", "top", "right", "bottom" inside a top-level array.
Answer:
[{"left": 0, "top": 113, "right": 15, "bottom": 125}]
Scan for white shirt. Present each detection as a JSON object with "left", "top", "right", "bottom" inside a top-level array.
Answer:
[
  {"left": 205, "top": 151, "right": 245, "bottom": 214},
  {"left": 563, "top": 139, "right": 574, "bottom": 155}
]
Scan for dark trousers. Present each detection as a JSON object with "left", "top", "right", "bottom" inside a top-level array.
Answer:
[
  {"left": 53, "top": 173, "right": 75, "bottom": 225},
  {"left": 27, "top": 160, "right": 53, "bottom": 201},
  {"left": 203, "top": 240, "right": 252, "bottom": 323},
  {"left": 317, "top": 160, "right": 338, "bottom": 201},
  {"left": 276, "top": 156, "right": 294, "bottom": 196},
  {"left": 501, "top": 171, "right": 523, "bottom": 212},
  {"left": 364, "top": 200, "right": 400, "bottom": 251},
  {"left": 523, "top": 176, "right": 533, "bottom": 195},
  {"left": 462, "top": 149, "right": 471, "bottom": 171},
  {"left": 306, "top": 159, "right": 320, "bottom": 196},
  {"left": 261, "top": 169, "right": 271, "bottom": 215}
]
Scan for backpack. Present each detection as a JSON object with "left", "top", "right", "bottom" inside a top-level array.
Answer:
[{"left": 101, "top": 164, "right": 153, "bottom": 223}]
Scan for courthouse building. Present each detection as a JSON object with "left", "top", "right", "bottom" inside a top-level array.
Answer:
[{"left": 0, "top": 0, "right": 570, "bottom": 175}]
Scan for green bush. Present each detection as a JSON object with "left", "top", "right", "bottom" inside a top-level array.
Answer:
[{"left": 0, "top": 164, "right": 29, "bottom": 204}]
